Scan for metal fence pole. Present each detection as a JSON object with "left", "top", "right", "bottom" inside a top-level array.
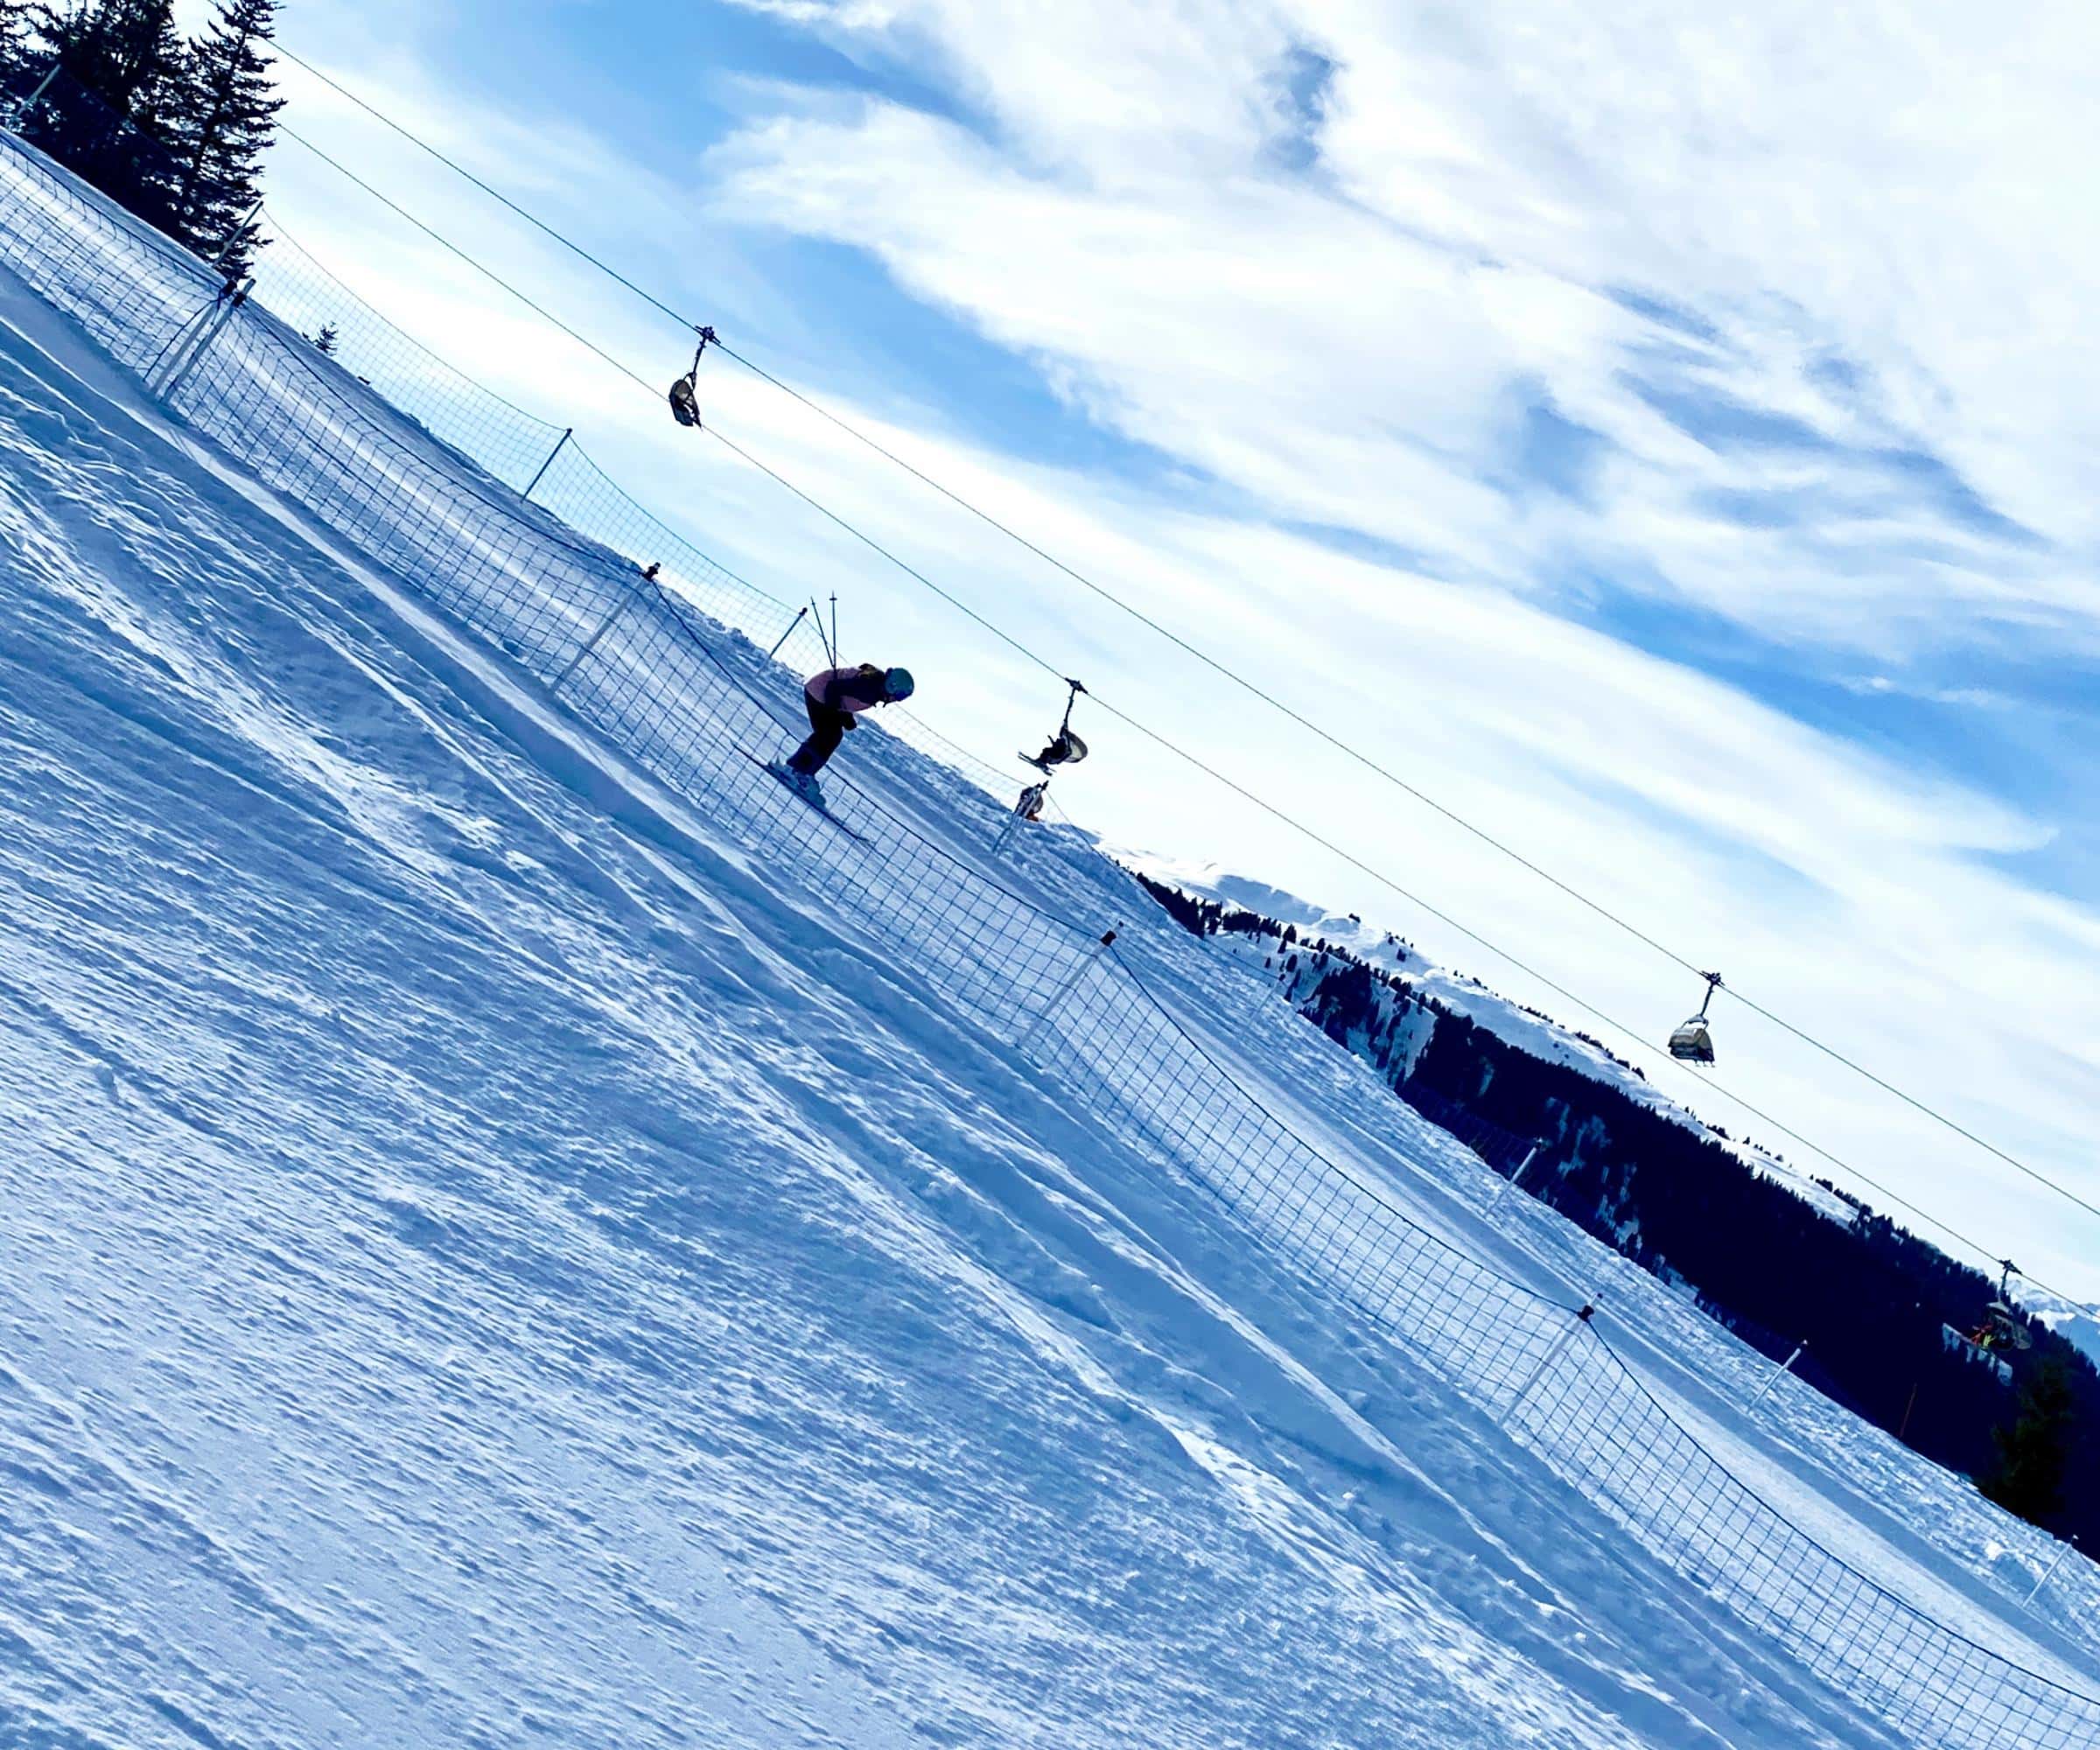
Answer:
[
  {"left": 207, "top": 196, "right": 265, "bottom": 273},
  {"left": 2020, "top": 1537, "right": 2078, "bottom": 1611},
  {"left": 1015, "top": 931, "right": 1117, "bottom": 1052},
  {"left": 990, "top": 789, "right": 1039, "bottom": 858},
  {"left": 766, "top": 605, "right": 808, "bottom": 660},
  {"left": 1505, "top": 1298, "right": 1597, "bottom": 1417},
  {"left": 139, "top": 293, "right": 223, "bottom": 392},
  {"left": 7, "top": 60, "right": 61, "bottom": 130},
  {"left": 547, "top": 592, "right": 634, "bottom": 696},
  {"left": 1488, "top": 1143, "right": 1539, "bottom": 1215},
  {"left": 522, "top": 427, "right": 573, "bottom": 500},
  {"left": 153, "top": 281, "right": 249, "bottom": 402},
  {"left": 1749, "top": 1340, "right": 1807, "bottom": 1407}
]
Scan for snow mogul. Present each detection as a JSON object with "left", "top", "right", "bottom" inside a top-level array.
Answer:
[{"left": 768, "top": 662, "right": 915, "bottom": 802}]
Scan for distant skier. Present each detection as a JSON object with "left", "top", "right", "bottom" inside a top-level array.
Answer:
[{"left": 770, "top": 662, "right": 915, "bottom": 802}]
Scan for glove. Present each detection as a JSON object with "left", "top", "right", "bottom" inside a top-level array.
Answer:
[{"left": 841, "top": 714, "right": 859, "bottom": 731}]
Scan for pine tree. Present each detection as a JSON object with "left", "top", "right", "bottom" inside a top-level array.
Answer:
[
  {"left": 311, "top": 320, "right": 337, "bottom": 356},
  {"left": 161, "top": 0, "right": 279, "bottom": 271},
  {"left": 22, "top": 0, "right": 186, "bottom": 226},
  {"left": 1979, "top": 1360, "right": 2076, "bottom": 1529},
  {"left": 31, "top": 0, "right": 183, "bottom": 116},
  {"left": 0, "top": 0, "right": 37, "bottom": 88}
]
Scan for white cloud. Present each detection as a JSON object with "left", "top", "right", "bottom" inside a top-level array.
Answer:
[
  {"left": 713, "top": 0, "right": 2100, "bottom": 659},
  {"left": 259, "top": 7, "right": 2100, "bottom": 1291}
]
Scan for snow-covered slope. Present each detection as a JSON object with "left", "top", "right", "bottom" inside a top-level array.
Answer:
[
  {"left": 2028, "top": 1293, "right": 2100, "bottom": 1375},
  {"left": 3, "top": 135, "right": 2097, "bottom": 1746},
  {"left": 0, "top": 256, "right": 1909, "bottom": 1750},
  {"left": 1109, "top": 857, "right": 2100, "bottom": 1654}
]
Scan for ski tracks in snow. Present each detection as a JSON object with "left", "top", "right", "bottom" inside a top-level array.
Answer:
[{"left": 0, "top": 276, "right": 1919, "bottom": 1747}]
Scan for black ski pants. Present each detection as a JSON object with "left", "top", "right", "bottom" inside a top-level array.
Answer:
[{"left": 788, "top": 697, "right": 855, "bottom": 775}]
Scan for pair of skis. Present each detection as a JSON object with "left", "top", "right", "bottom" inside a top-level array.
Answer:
[{"left": 746, "top": 753, "right": 869, "bottom": 844}]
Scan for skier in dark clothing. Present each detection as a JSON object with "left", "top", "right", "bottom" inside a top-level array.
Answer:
[
  {"left": 1023, "top": 725, "right": 1085, "bottom": 773},
  {"left": 774, "top": 662, "right": 915, "bottom": 800},
  {"left": 1019, "top": 678, "right": 1088, "bottom": 774}
]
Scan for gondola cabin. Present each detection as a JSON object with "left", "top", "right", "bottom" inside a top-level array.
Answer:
[
  {"left": 1669, "top": 1015, "right": 1717, "bottom": 1063},
  {"left": 1668, "top": 970, "right": 1725, "bottom": 1063}
]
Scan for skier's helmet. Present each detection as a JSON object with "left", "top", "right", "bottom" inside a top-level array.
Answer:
[{"left": 884, "top": 666, "right": 916, "bottom": 702}]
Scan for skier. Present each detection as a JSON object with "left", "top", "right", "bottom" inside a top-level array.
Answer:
[
  {"left": 771, "top": 662, "right": 915, "bottom": 801},
  {"left": 1964, "top": 1262, "right": 2033, "bottom": 1355},
  {"left": 1020, "top": 678, "right": 1089, "bottom": 774},
  {"left": 668, "top": 326, "right": 718, "bottom": 429},
  {"left": 1023, "top": 724, "right": 1085, "bottom": 774},
  {"left": 1001, "top": 676, "right": 1087, "bottom": 829}
]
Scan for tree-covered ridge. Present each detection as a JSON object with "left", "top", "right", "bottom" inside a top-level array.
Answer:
[
  {"left": 1130, "top": 868, "right": 2096, "bottom": 1544},
  {"left": 3, "top": 0, "right": 283, "bottom": 276}
]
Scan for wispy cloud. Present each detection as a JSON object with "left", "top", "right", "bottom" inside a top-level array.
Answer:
[
  {"left": 262, "top": 2, "right": 2100, "bottom": 1289},
  {"left": 709, "top": 3, "right": 2100, "bottom": 662}
]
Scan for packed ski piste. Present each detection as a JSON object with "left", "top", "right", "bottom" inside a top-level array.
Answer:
[{"left": 2, "top": 7, "right": 2098, "bottom": 1750}]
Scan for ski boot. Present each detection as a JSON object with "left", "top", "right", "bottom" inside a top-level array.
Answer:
[{"left": 766, "top": 760, "right": 826, "bottom": 807}]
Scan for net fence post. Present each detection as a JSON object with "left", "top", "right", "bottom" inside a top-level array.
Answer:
[
  {"left": 150, "top": 277, "right": 249, "bottom": 402},
  {"left": 1015, "top": 930, "right": 1116, "bottom": 1053},
  {"left": 990, "top": 793, "right": 1032, "bottom": 858},
  {"left": 2020, "top": 1536, "right": 2078, "bottom": 1611},
  {"left": 766, "top": 605, "right": 808, "bottom": 660},
  {"left": 139, "top": 295, "right": 221, "bottom": 395},
  {"left": 1488, "top": 1142, "right": 1539, "bottom": 1215},
  {"left": 1503, "top": 1296, "right": 1598, "bottom": 1419},
  {"left": 547, "top": 592, "right": 635, "bottom": 696},
  {"left": 6, "top": 58, "right": 61, "bottom": 129},
  {"left": 1748, "top": 1339, "right": 1807, "bottom": 1407},
  {"left": 206, "top": 196, "right": 264, "bottom": 274},
  {"left": 522, "top": 426, "right": 573, "bottom": 500}
]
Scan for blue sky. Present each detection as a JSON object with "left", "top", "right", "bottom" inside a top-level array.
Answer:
[{"left": 234, "top": 0, "right": 2100, "bottom": 1296}]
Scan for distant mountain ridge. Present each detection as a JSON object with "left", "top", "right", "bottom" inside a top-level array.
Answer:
[{"left": 1118, "top": 849, "right": 2100, "bottom": 1539}]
